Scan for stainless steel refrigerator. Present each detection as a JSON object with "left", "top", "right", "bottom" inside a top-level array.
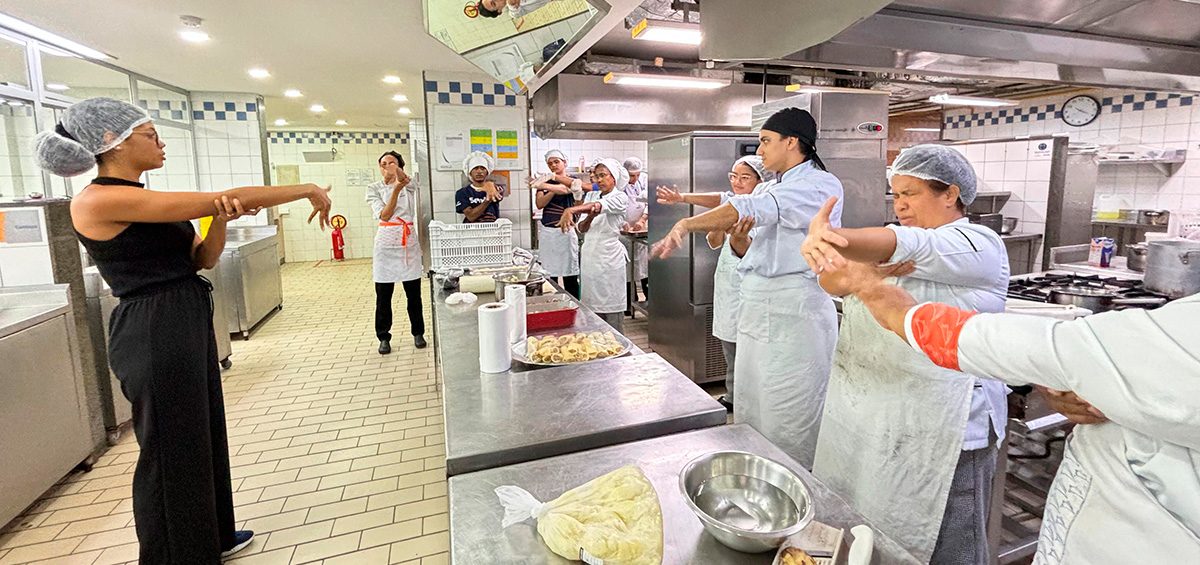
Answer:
[{"left": 647, "top": 90, "right": 889, "bottom": 384}]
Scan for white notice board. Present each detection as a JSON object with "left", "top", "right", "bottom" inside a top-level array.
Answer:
[{"left": 430, "top": 103, "right": 525, "bottom": 172}]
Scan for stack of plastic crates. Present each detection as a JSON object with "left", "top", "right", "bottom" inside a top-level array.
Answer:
[{"left": 427, "top": 219, "right": 513, "bottom": 270}]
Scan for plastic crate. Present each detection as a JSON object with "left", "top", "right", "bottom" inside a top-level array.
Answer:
[{"left": 428, "top": 219, "right": 513, "bottom": 270}]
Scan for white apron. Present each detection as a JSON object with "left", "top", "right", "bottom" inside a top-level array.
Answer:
[
  {"left": 580, "top": 210, "right": 629, "bottom": 314},
  {"left": 711, "top": 239, "right": 741, "bottom": 342},
  {"left": 812, "top": 298, "right": 973, "bottom": 564},
  {"left": 373, "top": 218, "right": 423, "bottom": 283},
  {"left": 734, "top": 272, "right": 837, "bottom": 469},
  {"left": 538, "top": 222, "right": 580, "bottom": 277}
]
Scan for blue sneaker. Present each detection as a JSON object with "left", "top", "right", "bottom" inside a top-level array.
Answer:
[{"left": 221, "top": 530, "right": 254, "bottom": 560}]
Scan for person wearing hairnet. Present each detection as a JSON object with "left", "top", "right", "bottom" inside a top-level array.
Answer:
[
  {"left": 456, "top": 151, "right": 505, "bottom": 223},
  {"left": 366, "top": 151, "right": 426, "bottom": 355},
  {"left": 657, "top": 156, "right": 776, "bottom": 412},
  {"left": 622, "top": 157, "right": 650, "bottom": 300},
  {"left": 531, "top": 149, "right": 583, "bottom": 298},
  {"left": 831, "top": 268, "right": 1200, "bottom": 565},
  {"left": 651, "top": 108, "right": 843, "bottom": 468},
  {"left": 557, "top": 158, "right": 631, "bottom": 331},
  {"left": 33, "top": 97, "right": 332, "bottom": 563},
  {"left": 800, "top": 144, "right": 1009, "bottom": 563}
]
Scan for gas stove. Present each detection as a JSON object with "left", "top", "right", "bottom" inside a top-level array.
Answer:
[{"left": 1007, "top": 272, "right": 1171, "bottom": 306}]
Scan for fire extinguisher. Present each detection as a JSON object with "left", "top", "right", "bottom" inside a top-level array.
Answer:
[{"left": 330, "top": 214, "right": 347, "bottom": 261}]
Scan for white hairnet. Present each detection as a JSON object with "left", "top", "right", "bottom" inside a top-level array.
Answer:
[
  {"left": 623, "top": 157, "right": 643, "bottom": 173},
  {"left": 732, "top": 155, "right": 775, "bottom": 183},
  {"left": 34, "top": 97, "right": 150, "bottom": 177},
  {"left": 544, "top": 149, "right": 567, "bottom": 162},
  {"left": 462, "top": 151, "right": 495, "bottom": 177},
  {"left": 889, "top": 144, "right": 978, "bottom": 205},
  {"left": 593, "top": 158, "right": 629, "bottom": 189}
]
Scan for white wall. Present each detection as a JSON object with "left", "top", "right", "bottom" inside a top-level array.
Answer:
[
  {"left": 0, "top": 104, "right": 40, "bottom": 200},
  {"left": 943, "top": 89, "right": 1200, "bottom": 213},
  {"left": 266, "top": 131, "right": 411, "bottom": 263},
  {"left": 189, "top": 92, "right": 269, "bottom": 226}
]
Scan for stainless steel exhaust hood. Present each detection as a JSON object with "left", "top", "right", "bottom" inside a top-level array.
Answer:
[
  {"left": 531, "top": 74, "right": 791, "bottom": 139},
  {"left": 701, "top": 0, "right": 1200, "bottom": 93}
]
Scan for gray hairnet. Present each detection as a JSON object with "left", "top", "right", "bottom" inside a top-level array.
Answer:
[
  {"left": 544, "top": 149, "right": 567, "bottom": 162},
  {"left": 732, "top": 155, "right": 775, "bottom": 183},
  {"left": 622, "top": 157, "right": 643, "bottom": 173},
  {"left": 594, "top": 158, "right": 629, "bottom": 189},
  {"left": 34, "top": 97, "right": 150, "bottom": 177},
  {"left": 889, "top": 144, "right": 978, "bottom": 205}
]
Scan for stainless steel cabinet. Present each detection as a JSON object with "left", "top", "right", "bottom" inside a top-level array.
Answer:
[{"left": 221, "top": 228, "right": 283, "bottom": 339}]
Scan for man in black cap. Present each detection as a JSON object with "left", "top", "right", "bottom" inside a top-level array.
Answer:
[{"left": 650, "top": 108, "right": 844, "bottom": 468}]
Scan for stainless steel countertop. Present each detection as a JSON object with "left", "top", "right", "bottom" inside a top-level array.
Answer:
[
  {"left": 223, "top": 233, "right": 278, "bottom": 255},
  {"left": 449, "top": 424, "right": 918, "bottom": 565},
  {"left": 444, "top": 352, "right": 727, "bottom": 476},
  {"left": 1001, "top": 233, "right": 1043, "bottom": 243},
  {"left": 0, "top": 285, "right": 72, "bottom": 339}
]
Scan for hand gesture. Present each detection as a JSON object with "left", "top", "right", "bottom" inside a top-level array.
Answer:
[
  {"left": 1038, "top": 386, "right": 1108, "bottom": 425},
  {"left": 651, "top": 221, "right": 688, "bottom": 259},
  {"left": 392, "top": 171, "right": 411, "bottom": 190},
  {"left": 556, "top": 212, "right": 575, "bottom": 233},
  {"left": 306, "top": 184, "right": 333, "bottom": 230},
  {"left": 727, "top": 216, "right": 755, "bottom": 244},
  {"left": 212, "top": 195, "right": 261, "bottom": 223},
  {"left": 801, "top": 196, "right": 849, "bottom": 273},
  {"left": 656, "top": 185, "right": 684, "bottom": 205}
]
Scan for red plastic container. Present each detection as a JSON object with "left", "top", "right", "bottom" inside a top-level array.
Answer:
[{"left": 526, "top": 294, "right": 579, "bottom": 331}]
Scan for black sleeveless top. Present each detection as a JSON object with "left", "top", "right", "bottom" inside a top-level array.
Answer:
[{"left": 75, "top": 177, "right": 199, "bottom": 298}]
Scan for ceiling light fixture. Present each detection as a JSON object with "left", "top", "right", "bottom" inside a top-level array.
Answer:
[
  {"left": 45, "top": 83, "right": 69, "bottom": 91},
  {"left": 309, "top": 104, "right": 326, "bottom": 113},
  {"left": 0, "top": 13, "right": 111, "bottom": 59},
  {"left": 397, "top": 107, "right": 412, "bottom": 115},
  {"left": 284, "top": 89, "right": 303, "bottom": 98},
  {"left": 904, "top": 127, "right": 942, "bottom": 132},
  {"left": 273, "top": 118, "right": 288, "bottom": 126},
  {"left": 603, "top": 71, "right": 729, "bottom": 90},
  {"left": 382, "top": 75, "right": 402, "bottom": 84},
  {"left": 247, "top": 68, "right": 271, "bottom": 79},
  {"left": 178, "top": 15, "right": 209, "bottom": 43},
  {"left": 630, "top": 18, "right": 702, "bottom": 45},
  {"left": 391, "top": 94, "right": 408, "bottom": 103},
  {"left": 335, "top": 119, "right": 347, "bottom": 126},
  {"left": 928, "top": 93, "right": 1017, "bottom": 107}
]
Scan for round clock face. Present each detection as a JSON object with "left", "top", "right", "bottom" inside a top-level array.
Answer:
[{"left": 1061, "top": 95, "right": 1101, "bottom": 127}]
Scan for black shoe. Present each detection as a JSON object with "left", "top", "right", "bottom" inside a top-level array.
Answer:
[
  {"left": 717, "top": 395, "right": 733, "bottom": 412},
  {"left": 378, "top": 340, "right": 391, "bottom": 355},
  {"left": 221, "top": 530, "right": 254, "bottom": 559},
  {"left": 414, "top": 335, "right": 427, "bottom": 349}
]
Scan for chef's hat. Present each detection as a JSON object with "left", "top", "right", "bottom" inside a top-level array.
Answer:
[
  {"left": 593, "top": 158, "right": 629, "bottom": 189},
  {"left": 463, "top": 151, "right": 496, "bottom": 176},
  {"left": 544, "top": 149, "right": 567, "bottom": 163}
]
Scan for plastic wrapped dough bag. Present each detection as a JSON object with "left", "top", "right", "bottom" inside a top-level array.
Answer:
[{"left": 495, "top": 465, "right": 663, "bottom": 564}]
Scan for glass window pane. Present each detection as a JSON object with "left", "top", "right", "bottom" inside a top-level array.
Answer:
[
  {"left": 145, "top": 125, "right": 198, "bottom": 192},
  {"left": 39, "top": 47, "right": 130, "bottom": 101},
  {"left": 0, "top": 34, "right": 29, "bottom": 90},
  {"left": 0, "top": 95, "right": 43, "bottom": 199},
  {"left": 137, "top": 81, "right": 190, "bottom": 124}
]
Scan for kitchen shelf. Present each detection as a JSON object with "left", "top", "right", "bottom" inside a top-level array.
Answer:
[{"left": 1097, "top": 149, "right": 1186, "bottom": 175}]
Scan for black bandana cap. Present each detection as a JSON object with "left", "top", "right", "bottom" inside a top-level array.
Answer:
[{"left": 761, "top": 108, "right": 818, "bottom": 147}]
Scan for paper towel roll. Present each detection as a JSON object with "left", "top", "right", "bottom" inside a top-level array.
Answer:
[
  {"left": 478, "top": 302, "right": 512, "bottom": 373},
  {"left": 504, "top": 284, "right": 527, "bottom": 345}
]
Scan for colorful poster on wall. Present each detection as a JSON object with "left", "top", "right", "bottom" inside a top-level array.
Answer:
[
  {"left": 496, "top": 129, "right": 520, "bottom": 169},
  {"left": 470, "top": 128, "right": 494, "bottom": 156}
]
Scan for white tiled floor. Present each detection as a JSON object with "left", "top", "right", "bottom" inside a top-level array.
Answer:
[{"left": 0, "top": 261, "right": 446, "bottom": 565}]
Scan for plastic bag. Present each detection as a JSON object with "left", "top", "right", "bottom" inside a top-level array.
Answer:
[{"left": 495, "top": 465, "right": 663, "bottom": 565}]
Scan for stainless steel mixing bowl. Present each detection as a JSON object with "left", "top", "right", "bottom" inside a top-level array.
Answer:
[{"left": 679, "top": 450, "right": 815, "bottom": 553}]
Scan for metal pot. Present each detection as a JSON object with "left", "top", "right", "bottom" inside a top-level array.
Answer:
[
  {"left": 1138, "top": 209, "right": 1171, "bottom": 226},
  {"left": 1126, "top": 243, "right": 1149, "bottom": 272},
  {"left": 1047, "top": 286, "right": 1165, "bottom": 313},
  {"left": 1144, "top": 239, "right": 1200, "bottom": 298},
  {"left": 1000, "top": 217, "right": 1018, "bottom": 235},
  {"left": 968, "top": 213, "right": 1004, "bottom": 234},
  {"left": 493, "top": 273, "right": 546, "bottom": 300}
]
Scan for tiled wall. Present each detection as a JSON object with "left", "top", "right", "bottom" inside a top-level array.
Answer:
[
  {"left": 267, "top": 130, "right": 411, "bottom": 263},
  {"left": 944, "top": 89, "right": 1200, "bottom": 212},
  {"left": 423, "top": 71, "right": 533, "bottom": 250},
  {"left": 189, "top": 92, "right": 269, "bottom": 227},
  {"left": 951, "top": 140, "right": 1054, "bottom": 237},
  {"left": 0, "top": 103, "right": 39, "bottom": 200}
]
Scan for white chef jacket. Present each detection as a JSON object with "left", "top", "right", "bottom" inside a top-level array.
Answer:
[
  {"left": 366, "top": 180, "right": 423, "bottom": 283},
  {"left": 887, "top": 218, "right": 1011, "bottom": 451},
  {"left": 725, "top": 160, "right": 843, "bottom": 279},
  {"left": 622, "top": 174, "right": 648, "bottom": 225},
  {"left": 907, "top": 294, "right": 1200, "bottom": 565}
]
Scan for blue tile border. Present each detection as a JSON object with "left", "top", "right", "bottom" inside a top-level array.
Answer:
[
  {"left": 944, "top": 92, "right": 1198, "bottom": 129},
  {"left": 424, "top": 80, "right": 518, "bottom": 107},
  {"left": 267, "top": 131, "right": 410, "bottom": 145},
  {"left": 193, "top": 101, "right": 259, "bottom": 121}
]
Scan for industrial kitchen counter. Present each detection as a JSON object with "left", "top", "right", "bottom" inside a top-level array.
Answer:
[
  {"left": 448, "top": 423, "right": 918, "bottom": 565},
  {"left": 433, "top": 287, "right": 726, "bottom": 476}
]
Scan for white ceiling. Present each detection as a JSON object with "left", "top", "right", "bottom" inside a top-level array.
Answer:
[{"left": 0, "top": 0, "right": 480, "bottom": 129}]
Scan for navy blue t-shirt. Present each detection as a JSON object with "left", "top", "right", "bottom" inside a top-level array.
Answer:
[
  {"left": 539, "top": 180, "right": 576, "bottom": 227},
  {"left": 455, "top": 185, "right": 501, "bottom": 223}
]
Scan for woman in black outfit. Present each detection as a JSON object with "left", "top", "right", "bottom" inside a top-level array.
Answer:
[{"left": 34, "top": 97, "right": 332, "bottom": 564}]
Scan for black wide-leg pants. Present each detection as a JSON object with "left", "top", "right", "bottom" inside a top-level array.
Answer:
[{"left": 108, "top": 277, "right": 235, "bottom": 564}]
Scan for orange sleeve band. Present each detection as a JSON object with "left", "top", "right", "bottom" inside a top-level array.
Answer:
[{"left": 909, "top": 303, "right": 977, "bottom": 371}]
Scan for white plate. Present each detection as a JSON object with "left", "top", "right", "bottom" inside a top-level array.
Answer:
[{"left": 511, "top": 332, "right": 633, "bottom": 366}]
